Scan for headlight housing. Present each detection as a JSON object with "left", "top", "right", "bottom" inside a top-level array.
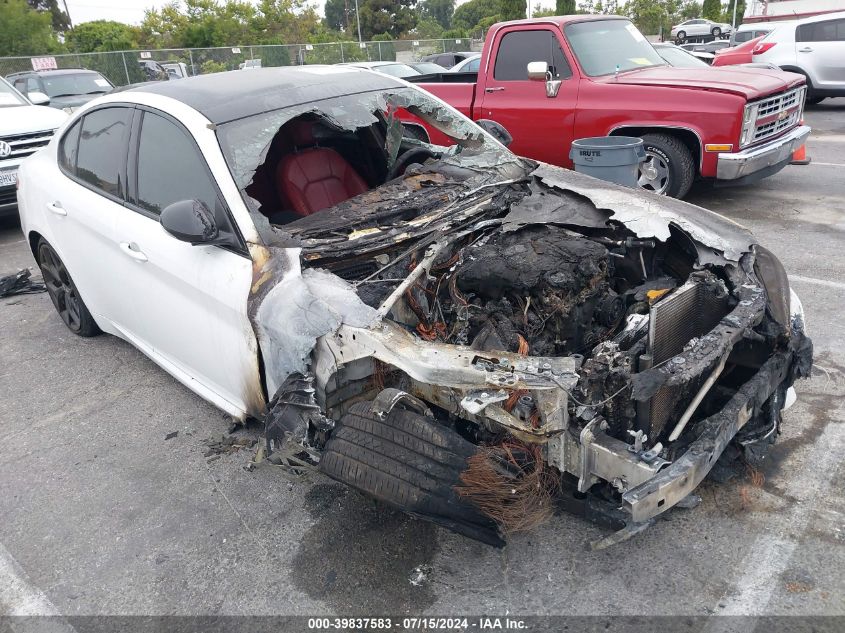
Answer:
[
  {"left": 740, "top": 102, "right": 758, "bottom": 147},
  {"left": 754, "top": 245, "right": 790, "bottom": 330}
]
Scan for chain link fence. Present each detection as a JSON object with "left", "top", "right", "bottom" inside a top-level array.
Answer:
[{"left": 0, "top": 38, "right": 482, "bottom": 88}]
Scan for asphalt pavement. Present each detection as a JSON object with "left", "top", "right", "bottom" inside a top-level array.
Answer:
[{"left": 0, "top": 100, "right": 843, "bottom": 621}]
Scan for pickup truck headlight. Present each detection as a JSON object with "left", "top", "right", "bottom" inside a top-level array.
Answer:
[{"left": 740, "top": 102, "right": 758, "bottom": 147}]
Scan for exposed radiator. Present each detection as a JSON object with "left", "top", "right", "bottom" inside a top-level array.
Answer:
[{"left": 644, "top": 277, "right": 730, "bottom": 439}]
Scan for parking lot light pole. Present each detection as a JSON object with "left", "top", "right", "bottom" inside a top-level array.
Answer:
[
  {"left": 732, "top": 0, "right": 738, "bottom": 29},
  {"left": 354, "top": 0, "right": 362, "bottom": 44}
]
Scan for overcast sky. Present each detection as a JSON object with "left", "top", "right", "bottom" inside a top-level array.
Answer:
[{"left": 62, "top": 0, "right": 552, "bottom": 27}]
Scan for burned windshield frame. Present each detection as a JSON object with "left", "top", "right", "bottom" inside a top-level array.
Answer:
[{"left": 214, "top": 86, "right": 515, "bottom": 218}]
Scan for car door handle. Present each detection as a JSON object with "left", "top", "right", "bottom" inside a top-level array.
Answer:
[
  {"left": 46, "top": 201, "right": 66, "bottom": 216},
  {"left": 798, "top": 47, "right": 813, "bottom": 52},
  {"left": 485, "top": 87, "right": 505, "bottom": 93},
  {"left": 119, "top": 242, "right": 148, "bottom": 262}
]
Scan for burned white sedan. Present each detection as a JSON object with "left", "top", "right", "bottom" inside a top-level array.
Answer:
[{"left": 17, "top": 68, "right": 812, "bottom": 547}]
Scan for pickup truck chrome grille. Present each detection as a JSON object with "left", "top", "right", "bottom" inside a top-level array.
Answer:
[
  {"left": 753, "top": 109, "right": 801, "bottom": 143},
  {"left": 751, "top": 87, "right": 804, "bottom": 145},
  {"left": 0, "top": 129, "right": 56, "bottom": 161}
]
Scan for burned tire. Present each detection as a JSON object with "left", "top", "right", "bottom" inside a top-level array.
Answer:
[
  {"left": 319, "top": 401, "right": 504, "bottom": 546},
  {"left": 36, "top": 238, "right": 100, "bottom": 337},
  {"left": 638, "top": 133, "right": 696, "bottom": 199}
]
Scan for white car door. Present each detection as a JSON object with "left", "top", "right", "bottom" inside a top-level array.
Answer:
[
  {"left": 41, "top": 106, "right": 134, "bottom": 326},
  {"left": 108, "top": 107, "right": 261, "bottom": 418},
  {"left": 796, "top": 17, "right": 845, "bottom": 89}
]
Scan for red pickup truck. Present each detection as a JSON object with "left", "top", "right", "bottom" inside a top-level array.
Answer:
[{"left": 409, "top": 15, "right": 810, "bottom": 198}]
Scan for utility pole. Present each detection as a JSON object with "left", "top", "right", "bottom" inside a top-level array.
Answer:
[
  {"left": 61, "top": 0, "right": 73, "bottom": 29},
  {"left": 354, "top": 0, "right": 363, "bottom": 43},
  {"left": 731, "top": 0, "right": 739, "bottom": 28}
]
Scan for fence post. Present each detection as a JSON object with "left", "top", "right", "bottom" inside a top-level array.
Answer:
[
  {"left": 377, "top": 41, "right": 382, "bottom": 61},
  {"left": 340, "top": 43, "right": 344, "bottom": 63},
  {"left": 188, "top": 49, "right": 194, "bottom": 76},
  {"left": 121, "top": 52, "right": 130, "bottom": 85}
]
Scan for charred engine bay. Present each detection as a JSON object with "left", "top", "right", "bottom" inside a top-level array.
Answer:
[{"left": 278, "top": 170, "right": 782, "bottom": 450}]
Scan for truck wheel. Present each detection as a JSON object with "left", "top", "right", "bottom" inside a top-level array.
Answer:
[
  {"left": 318, "top": 401, "right": 505, "bottom": 546},
  {"left": 711, "top": 27, "right": 721, "bottom": 37},
  {"left": 638, "top": 133, "right": 695, "bottom": 199},
  {"left": 36, "top": 238, "right": 101, "bottom": 337}
]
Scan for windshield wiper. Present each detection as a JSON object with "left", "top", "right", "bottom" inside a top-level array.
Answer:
[
  {"left": 47, "top": 93, "right": 79, "bottom": 98},
  {"left": 84, "top": 90, "right": 108, "bottom": 94}
]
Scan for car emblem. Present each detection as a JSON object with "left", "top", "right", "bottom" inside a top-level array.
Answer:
[
  {"left": 777, "top": 110, "right": 789, "bottom": 121},
  {"left": 0, "top": 141, "right": 11, "bottom": 158}
]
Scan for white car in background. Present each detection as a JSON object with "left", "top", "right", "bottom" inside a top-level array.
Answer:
[
  {"left": 671, "top": 19, "right": 732, "bottom": 41},
  {"left": 0, "top": 77, "right": 67, "bottom": 218},
  {"left": 448, "top": 54, "right": 481, "bottom": 73},
  {"left": 751, "top": 11, "right": 845, "bottom": 104}
]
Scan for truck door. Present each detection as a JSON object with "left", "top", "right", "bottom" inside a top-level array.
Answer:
[{"left": 478, "top": 27, "right": 577, "bottom": 167}]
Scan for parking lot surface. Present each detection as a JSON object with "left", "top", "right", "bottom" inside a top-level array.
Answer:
[{"left": 1, "top": 100, "right": 843, "bottom": 619}]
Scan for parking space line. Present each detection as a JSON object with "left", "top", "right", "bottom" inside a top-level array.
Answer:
[
  {"left": 0, "top": 541, "right": 74, "bottom": 630},
  {"left": 806, "top": 161, "right": 845, "bottom": 167},
  {"left": 704, "top": 393, "right": 845, "bottom": 621},
  {"left": 789, "top": 275, "right": 845, "bottom": 291}
]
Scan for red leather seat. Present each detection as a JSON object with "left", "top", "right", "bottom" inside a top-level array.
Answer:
[{"left": 276, "top": 120, "right": 368, "bottom": 216}]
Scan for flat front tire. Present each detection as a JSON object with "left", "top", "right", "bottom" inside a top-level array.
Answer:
[
  {"left": 36, "top": 239, "right": 101, "bottom": 337},
  {"left": 638, "top": 133, "right": 696, "bottom": 199}
]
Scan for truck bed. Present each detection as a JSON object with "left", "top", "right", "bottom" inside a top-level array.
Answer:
[{"left": 408, "top": 73, "right": 479, "bottom": 119}]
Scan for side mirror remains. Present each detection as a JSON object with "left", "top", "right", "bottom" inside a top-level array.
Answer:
[
  {"left": 160, "top": 199, "right": 220, "bottom": 245},
  {"left": 476, "top": 119, "right": 513, "bottom": 147}
]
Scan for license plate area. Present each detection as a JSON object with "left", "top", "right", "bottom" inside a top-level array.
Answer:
[{"left": 0, "top": 169, "right": 18, "bottom": 188}]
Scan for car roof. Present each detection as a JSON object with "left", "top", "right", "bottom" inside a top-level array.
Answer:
[
  {"left": 123, "top": 66, "right": 403, "bottom": 125},
  {"left": 8, "top": 68, "right": 100, "bottom": 76},
  {"left": 342, "top": 61, "right": 408, "bottom": 68}
]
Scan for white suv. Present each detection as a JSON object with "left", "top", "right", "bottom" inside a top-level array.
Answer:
[
  {"left": 751, "top": 12, "right": 845, "bottom": 104},
  {"left": 0, "top": 77, "right": 67, "bottom": 218}
]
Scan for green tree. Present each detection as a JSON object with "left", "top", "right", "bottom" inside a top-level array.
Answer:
[
  {"left": 533, "top": 5, "right": 556, "bottom": 17},
  {"left": 0, "top": 0, "right": 63, "bottom": 56},
  {"left": 452, "top": 0, "right": 499, "bottom": 31},
  {"left": 66, "top": 20, "right": 139, "bottom": 52},
  {"left": 680, "top": 1, "right": 702, "bottom": 19},
  {"left": 556, "top": 0, "right": 576, "bottom": 14},
  {"left": 357, "top": 0, "right": 417, "bottom": 40},
  {"left": 324, "top": 0, "right": 355, "bottom": 32},
  {"left": 27, "top": 0, "right": 69, "bottom": 31},
  {"left": 722, "top": 0, "right": 744, "bottom": 26},
  {"left": 701, "top": 0, "right": 721, "bottom": 21},
  {"left": 420, "top": 0, "right": 454, "bottom": 29},
  {"left": 499, "top": 0, "right": 526, "bottom": 21},
  {"left": 413, "top": 17, "right": 445, "bottom": 38}
]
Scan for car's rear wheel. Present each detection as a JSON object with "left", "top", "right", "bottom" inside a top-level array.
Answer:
[
  {"left": 711, "top": 27, "right": 721, "bottom": 37},
  {"left": 36, "top": 239, "right": 100, "bottom": 337},
  {"left": 676, "top": 30, "right": 686, "bottom": 42},
  {"left": 637, "top": 133, "right": 696, "bottom": 199}
]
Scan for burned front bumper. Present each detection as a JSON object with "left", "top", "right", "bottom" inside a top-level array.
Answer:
[{"left": 716, "top": 125, "right": 810, "bottom": 182}]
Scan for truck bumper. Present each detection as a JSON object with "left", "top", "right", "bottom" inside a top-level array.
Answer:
[{"left": 716, "top": 125, "right": 811, "bottom": 182}]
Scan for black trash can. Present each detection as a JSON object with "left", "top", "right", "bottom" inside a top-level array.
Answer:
[{"left": 569, "top": 136, "right": 645, "bottom": 188}]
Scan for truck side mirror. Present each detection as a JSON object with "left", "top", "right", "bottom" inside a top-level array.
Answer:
[
  {"left": 527, "top": 61, "right": 548, "bottom": 80},
  {"left": 526, "top": 61, "right": 561, "bottom": 98}
]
